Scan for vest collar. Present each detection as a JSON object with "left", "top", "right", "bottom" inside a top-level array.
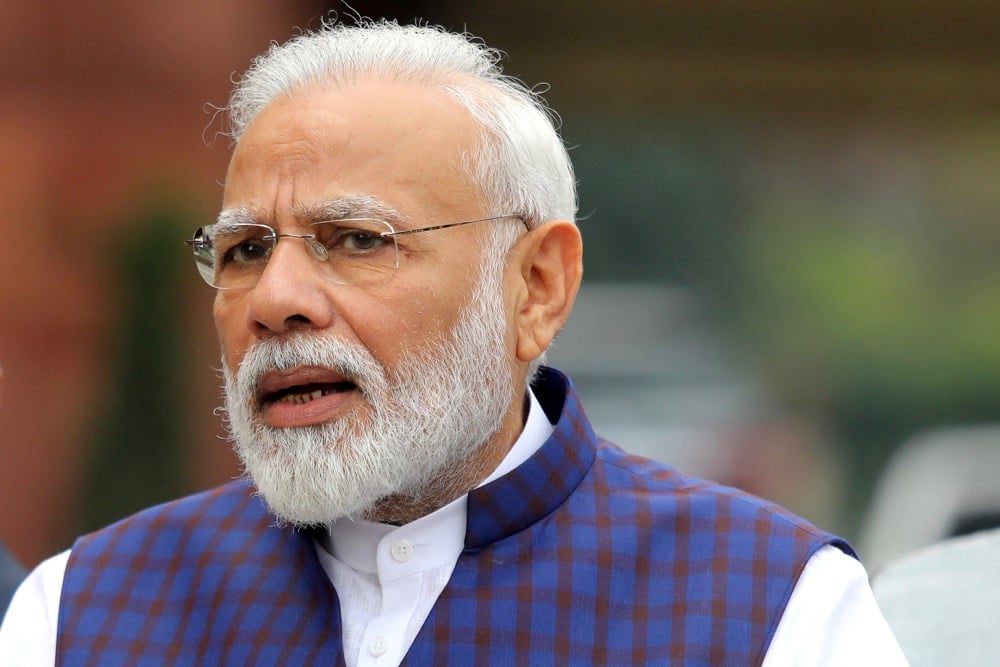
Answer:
[{"left": 464, "top": 367, "right": 597, "bottom": 550}]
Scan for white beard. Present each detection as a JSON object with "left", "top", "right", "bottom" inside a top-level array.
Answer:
[{"left": 221, "top": 261, "right": 514, "bottom": 527}]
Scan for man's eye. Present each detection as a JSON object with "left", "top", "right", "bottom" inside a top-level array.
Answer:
[
  {"left": 223, "top": 240, "right": 270, "bottom": 265},
  {"left": 340, "top": 230, "right": 386, "bottom": 252}
]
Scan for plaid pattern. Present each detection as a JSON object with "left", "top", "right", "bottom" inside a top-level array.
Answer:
[
  {"left": 409, "top": 369, "right": 853, "bottom": 665},
  {"left": 56, "top": 481, "right": 344, "bottom": 665},
  {"left": 57, "top": 367, "right": 851, "bottom": 665}
]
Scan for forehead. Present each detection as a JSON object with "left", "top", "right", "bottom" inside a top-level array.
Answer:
[{"left": 221, "top": 77, "right": 487, "bottom": 224}]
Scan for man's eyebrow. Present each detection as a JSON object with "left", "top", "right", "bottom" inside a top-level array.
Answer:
[
  {"left": 214, "top": 197, "right": 409, "bottom": 230},
  {"left": 294, "top": 196, "right": 408, "bottom": 226},
  {"left": 214, "top": 207, "right": 260, "bottom": 231}
]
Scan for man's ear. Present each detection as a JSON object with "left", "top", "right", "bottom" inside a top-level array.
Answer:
[{"left": 509, "top": 220, "right": 583, "bottom": 363}]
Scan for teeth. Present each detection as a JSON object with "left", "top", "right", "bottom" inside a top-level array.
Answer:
[{"left": 277, "top": 389, "right": 325, "bottom": 405}]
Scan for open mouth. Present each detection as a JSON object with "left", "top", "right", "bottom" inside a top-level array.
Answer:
[{"left": 262, "top": 381, "right": 357, "bottom": 407}]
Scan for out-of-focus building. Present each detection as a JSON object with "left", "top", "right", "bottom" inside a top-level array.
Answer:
[
  {"left": 0, "top": 1, "right": 322, "bottom": 566},
  {"left": 1, "top": 1, "right": 998, "bottom": 567}
]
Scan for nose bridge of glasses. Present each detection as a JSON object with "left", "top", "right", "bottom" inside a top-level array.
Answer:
[
  {"left": 258, "top": 224, "right": 392, "bottom": 288},
  {"left": 247, "top": 231, "right": 334, "bottom": 292},
  {"left": 275, "top": 232, "right": 329, "bottom": 261}
]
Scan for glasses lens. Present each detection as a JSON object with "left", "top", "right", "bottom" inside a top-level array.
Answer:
[
  {"left": 189, "top": 228, "right": 218, "bottom": 286},
  {"left": 197, "top": 223, "right": 275, "bottom": 289},
  {"left": 311, "top": 219, "right": 399, "bottom": 286}
]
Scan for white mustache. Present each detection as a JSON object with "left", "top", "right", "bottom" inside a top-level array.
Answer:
[{"left": 235, "top": 334, "right": 387, "bottom": 402}]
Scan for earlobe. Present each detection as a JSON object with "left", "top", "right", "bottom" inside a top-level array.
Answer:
[{"left": 512, "top": 220, "right": 583, "bottom": 363}]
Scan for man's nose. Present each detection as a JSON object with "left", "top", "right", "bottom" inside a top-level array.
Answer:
[{"left": 244, "top": 238, "right": 336, "bottom": 336}]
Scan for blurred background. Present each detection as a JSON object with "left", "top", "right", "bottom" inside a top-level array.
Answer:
[{"left": 1, "top": 0, "right": 998, "bottom": 574}]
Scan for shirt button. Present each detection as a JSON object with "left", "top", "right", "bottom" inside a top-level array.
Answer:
[
  {"left": 391, "top": 539, "right": 413, "bottom": 563},
  {"left": 369, "top": 636, "right": 388, "bottom": 657}
]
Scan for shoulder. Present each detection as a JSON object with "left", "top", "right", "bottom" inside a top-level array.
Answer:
[
  {"left": 537, "top": 366, "right": 850, "bottom": 553},
  {"left": 70, "top": 479, "right": 266, "bottom": 559},
  {"left": 62, "top": 479, "right": 298, "bottom": 607},
  {"left": 873, "top": 527, "right": 1000, "bottom": 663},
  {"left": 590, "top": 439, "right": 853, "bottom": 553}
]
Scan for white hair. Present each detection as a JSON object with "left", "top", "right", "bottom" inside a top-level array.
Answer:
[{"left": 225, "top": 18, "right": 577, "bottom": 227}]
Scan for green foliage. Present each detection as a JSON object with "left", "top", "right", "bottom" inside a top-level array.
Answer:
[
  {"left": 568, "top": 116, "right": 1000, "bottom": 529},
  {"left": 742, "top": 201, "right": 1000, "bottom": 418},
  {"left": 736, "top": 199, "right": 1000, "bottom": 520}
]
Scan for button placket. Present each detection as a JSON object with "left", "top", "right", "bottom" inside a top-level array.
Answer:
[
  {"left": 368, "top": 636, "right": 389, "bottom": 657},
  {"left": 390, "top": 539, "right": 413, "bottom": 563}
]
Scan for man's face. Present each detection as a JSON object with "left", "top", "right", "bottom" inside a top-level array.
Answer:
[
  {"left": 216, "top": 78, "right": 503, "bottom": 401},
  {"left": 214, "top": 78, "right": 527, "bottom": 524}
]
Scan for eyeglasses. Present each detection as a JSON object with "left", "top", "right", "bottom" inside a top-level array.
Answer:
[{"left": 185, "top": 214, "right": 527, "bottom": 290}]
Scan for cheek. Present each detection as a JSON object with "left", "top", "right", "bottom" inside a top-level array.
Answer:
[
  {"left": 213, "top": 297, "right": 249, "bottom": 369},
  {"left": 358, "top": 287, "right": 465, "bottom": 361},
  {"left": 348, "top": 296, "right": 427, "bottom": 364}
]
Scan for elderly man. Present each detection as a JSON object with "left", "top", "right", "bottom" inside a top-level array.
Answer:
[{"left": 0, "top": 20, "right": 906, "bottom": 665}]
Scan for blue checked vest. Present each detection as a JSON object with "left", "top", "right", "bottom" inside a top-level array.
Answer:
[{"left": 56, "top": 368, "right": 853, "bottom": 665}]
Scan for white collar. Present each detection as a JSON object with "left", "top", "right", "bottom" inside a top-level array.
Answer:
[{"left": 321, "top": 386, "right": 555, "bottom": 572}]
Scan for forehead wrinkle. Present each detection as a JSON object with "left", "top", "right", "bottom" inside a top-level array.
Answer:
[{"left": 292, "top": 195, "right": 409, "bottom": 226}]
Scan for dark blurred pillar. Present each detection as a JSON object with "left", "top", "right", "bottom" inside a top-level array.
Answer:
[{"left": 0, "top": 540, "right": 26, "bottom": 617}]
